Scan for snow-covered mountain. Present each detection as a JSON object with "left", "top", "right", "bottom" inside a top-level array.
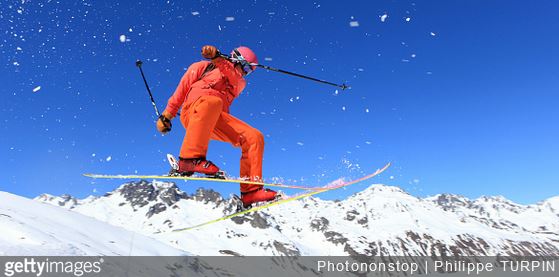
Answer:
[
  {"left": 35, "top": 193, "right": 98, "bottom": 209},
  {"left": 28, "top": 180, "right": 559, "bottom": 256},
  {"left": 0, "top": 191, "right": 188, "bottom": 255}
]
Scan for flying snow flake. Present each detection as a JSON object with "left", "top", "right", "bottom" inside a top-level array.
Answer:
[
  {"left": 119, "top": 35, "right": 126, "bottom": 43},
  {"left": 405, "top": 17, "right": 411, "bottom": 22},
  {"left": 349, "top": 21, "right": 359, "bottom": 27},
  {"left": 430, "top": 32, "right": 436, "bottom": 36},
  {"left": 365, "top": 108, "right": 370, "bottom": 113},
  {"left": 390, "top": 175, "right": 395, "bottom": 180},
  {"left": 218, "top": 25, "right": 222, "bottom": 31},
  {"left": 365, "top": 141, "right": 372, "bottom": 145},
  {"left": 191, "top": 11, "right": 199, "bottom": 16},
  {"left": 106, "top": 156, "right": 112, "bottom": 162},
  {"left": 296, "top": 142, "right": 304, "bottom": 146},
  {"left": 32, "top": 86, "right": 41, "bottom": 93},
  {"left": 334, "top": 90, "right": 339, "bottom": 95},
  {"left": 225, "top": 16, "right": 235, "bottom": 22},
  {"left": 411, "top": 54, "right": 416, "bottom": 58},
  {"left": 264, "top": 57, "right": 273, "bottom": 61},
  {"left": 341, "top": 158, "right": 361, "bottom": 171},
  {"left": 128, "top": 28, "right": 133, "bottom": 32},
  {"left": 342, "top": 106, "right": 346, "bottom": 111},
  {"left": 16, "top": 47, "right": 22, "bottom": 51},
  {"left": 13, "top": 61, "right": 20, "bottom": 66},
  {"left": 380, "top": 14, "right": 388, "bottom": 22}
]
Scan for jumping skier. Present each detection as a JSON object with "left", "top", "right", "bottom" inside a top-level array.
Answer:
[{"left": 156, "top": 45, "right": 278, "bottom": 207}]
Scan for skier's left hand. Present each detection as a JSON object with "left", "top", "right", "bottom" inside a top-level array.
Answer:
[{"left": 156, "top": 111, "right": 173, "bottom": 134}]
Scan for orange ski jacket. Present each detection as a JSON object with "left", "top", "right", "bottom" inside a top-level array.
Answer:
[{"left": 164, "top": 58, "right": 246, "bottom": 116}]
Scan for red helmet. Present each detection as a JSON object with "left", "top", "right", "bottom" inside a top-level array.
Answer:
[{"left": 231, "top": 46, "right": 258, "bottom": 74}]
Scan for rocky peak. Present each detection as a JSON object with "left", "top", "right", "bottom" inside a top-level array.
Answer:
[
  {"left": 474, "top": 195, "right": 525, "bottom": 214},
  {"left": 35, "top": 193, "right": 80, "bottom": 209},
  {"left": 116, "top": 180, "right": 189, "bottom": 209},
  {"left": 428, "top": 193, "right": 471, "bottom": 211},
  {"left": 192, "top": 187, "right": 224, "bottom": 206}
]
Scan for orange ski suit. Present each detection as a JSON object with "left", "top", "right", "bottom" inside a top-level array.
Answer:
[{"left": 163, "top": 58, "right": 263, "bottom": 193}]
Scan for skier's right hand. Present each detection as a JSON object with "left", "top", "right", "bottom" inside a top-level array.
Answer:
[
  {"left": 156, "top": 111, "right": 173, "bottom": 134},
  {"left": 201, "top": 45, "right": 220, "bottom": 59}
]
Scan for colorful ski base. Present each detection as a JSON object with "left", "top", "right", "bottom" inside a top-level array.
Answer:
[
  {"left": 82, "top": 173, "right": 323, "bottom": 191},
  {"left": 171, "top": 162, "right": 391, "bottom": 232}
]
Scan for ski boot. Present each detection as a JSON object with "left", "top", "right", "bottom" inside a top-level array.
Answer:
[
  {"left": 240, "top": 188, "right": 284, "bottom": 208},
  {"left": 167, "top": 154, "right": 225, "bottom": 179}
]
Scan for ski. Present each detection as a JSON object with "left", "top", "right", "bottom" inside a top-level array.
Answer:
[
  {"left": 84, "top": 153, "right": 325, "bottom": 190},
  {"left": 83, "top": 173, "right": 325, "bottom": 191},
  {"left": 171, "top": 162, "right": 391, "bottom": 232}
]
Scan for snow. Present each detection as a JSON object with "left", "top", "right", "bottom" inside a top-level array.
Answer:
[
  {"left": 225, "top": 17, "right": 235, "bottom": 22},
  {"left": 32, "top": 86, "right": 41, "bottom": 93},
  {"left": 380, "top": 14, "right": 388, "bottom": 22},
  {"left": 118, "top": 34, "right": 126, "bottom": 43},
  {"left": 349, "top": 21, "right": 359, "bottom": 27},
  {"left": 0, "top": 192, "right": 188, "bottom": 255},
  {"left": 10, "top": 180, "right": 559, "bottom": 256}
]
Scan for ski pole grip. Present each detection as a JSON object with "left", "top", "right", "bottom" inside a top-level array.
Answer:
[{"left": 136, "top": 60, "right": 143, "bottom": 67}]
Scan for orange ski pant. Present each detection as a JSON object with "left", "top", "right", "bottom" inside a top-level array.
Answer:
[{"left": 179, "top": 95, "right": 264, "bottom": 193}]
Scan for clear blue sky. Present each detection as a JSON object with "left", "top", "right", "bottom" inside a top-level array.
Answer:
[{"left": 1, "top": 0, "right": 558, "bottom": 204}]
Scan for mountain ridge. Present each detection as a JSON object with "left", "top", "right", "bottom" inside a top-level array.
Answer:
[{"left": 28, "top": 181, "right": 559, "bottom": 256}]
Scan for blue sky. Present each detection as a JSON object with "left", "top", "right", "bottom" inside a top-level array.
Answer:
[{"left": 1, "top": 0, "right": 558, "bottom": 204}]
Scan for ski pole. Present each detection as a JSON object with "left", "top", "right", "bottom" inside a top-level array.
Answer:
[
  {"left": 135, "top": 60, "right": 161, "bottom": 117},
  {"left": 220, "top": 53, "right": 350, "bottom": 90}
]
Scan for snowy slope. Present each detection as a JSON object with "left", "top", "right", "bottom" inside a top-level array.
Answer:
[
  {"left": 34, "top": 180, "right": 559, "bottom": 256},
  {"left": 0, "top": 191, "right": 188, "bottom": 255}
]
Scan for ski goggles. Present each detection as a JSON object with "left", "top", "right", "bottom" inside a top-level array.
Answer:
[{"left": 231, "top": 49, "right": 255, "bottom": 76}]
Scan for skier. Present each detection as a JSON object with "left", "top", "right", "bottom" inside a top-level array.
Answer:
[{"left": 156, "top": 45, "right": 278, "bottom": 207}]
